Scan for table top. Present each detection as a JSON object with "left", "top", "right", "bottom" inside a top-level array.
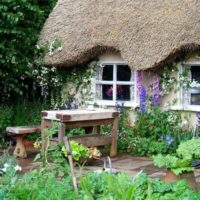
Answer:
[{"left": 42, "top": 108, "right": 119, "bottom": 122}]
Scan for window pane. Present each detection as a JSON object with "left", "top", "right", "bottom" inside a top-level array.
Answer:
[
  {"left": 191, "top": 94, "right": 200, "bottom": 105},
  {"left": 102, "top": 85, "right": 113, "bottom": 100},
  {"left": 191, "top": 66, "right": 200, "bottom": 83},
  {"left": 102, "top": 65, "right": 113, "bottom": 81},
  {"left": 117, "top": 65, "right": 131, "bottom": 81},
  {"left": 116, "top": 85, "right": 130, "bottom": 101},
  {"left": 190, "top": 66, "right": 200, "bottom": 105}
]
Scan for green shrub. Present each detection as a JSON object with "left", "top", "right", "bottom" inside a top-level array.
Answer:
[
  {"left": 0, "top": 0, "right": 57, "bottom": 101},
  {"left": 127, "top": 137, "right": 169, "bottom": 156},
  {"left": 13, "top": 100, "right": 45, "bottom": 126},
  {"left": 0, "top": 105, "right": 13, "bottom": 145},
  {"left": 133, "top": 106, "right": 182, "bottom": 139}
]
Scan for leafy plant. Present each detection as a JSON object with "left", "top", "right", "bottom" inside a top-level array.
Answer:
[
  {"left": 79, "top": 172, "right": 200, "bottom": 199},
  {"left": 62, "top": 140, "right": 89, "bottom": 161},
  {"left": 127, "top": 137, "right": 170, "bottom": 156},
  {"left": 152, "top": 138, "right": 200, "bottom": 175},
  {"left": 7, "top": 170, "right": 77, "bottom": 200},
  {"left": 152, "top": 154, "right": 193, "bottom": 175},
  {"left": 176, "top": 138, "right": 200, "bottom": 160}
]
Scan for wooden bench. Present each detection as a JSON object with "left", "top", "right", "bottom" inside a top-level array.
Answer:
[{"left": 6, "top": 126, "right": 41, "bottom": 158}]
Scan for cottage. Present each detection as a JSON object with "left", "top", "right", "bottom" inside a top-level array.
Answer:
[{"left": 40, "top": 0, "right": 200, "bottom": 127}]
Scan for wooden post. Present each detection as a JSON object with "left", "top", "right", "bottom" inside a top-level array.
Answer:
[
  {"left": 110, "top": 116, "right": 118, "bottom": 157},
  {"left": 64, "top": 137, "right": 78, "bottom": 191},
  {"left": 58, "top": 122, "right": 65, "bottom": 143}
]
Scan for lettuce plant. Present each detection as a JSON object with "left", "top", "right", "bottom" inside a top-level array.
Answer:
[{"left": 62, "top": 140, "right": 89, "bottom": 161}]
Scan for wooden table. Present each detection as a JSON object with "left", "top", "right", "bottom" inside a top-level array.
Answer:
[
  {"left": 41, "top": 108, "right": 119, "bottom": 190},
  {"left": 41, "top": 108, "right": 119, "bottom": 157}
]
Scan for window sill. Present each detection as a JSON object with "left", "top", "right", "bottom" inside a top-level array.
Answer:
[
  {"left": 88, "top": 100, "right": 139, "bottom": 108},
  {"left": 170, "top": 105, "right": 200, "bottom": 112}
]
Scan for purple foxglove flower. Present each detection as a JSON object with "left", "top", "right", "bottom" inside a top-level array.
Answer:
[{"left": 139, "top": 86, "right": 146, "bottom": 112}]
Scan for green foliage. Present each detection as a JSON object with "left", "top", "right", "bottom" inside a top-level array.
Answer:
[
  {"left": 152, "top": 153, "right": 194, "bottom": 175},
  {"left": 0, "top": 0, "right": 57, "bottom": 101},
  {"left": 61, "top": 62, "right": 97, "bottom": 106},
  {"left": 0, "top": 100, "right": 48, "bottom": 146},
  {"left": 48, "top": 144, "right": 69, "bottom": 175},
  {"left": 128, "top": 137, "right": 169, "bottom": 156},
  {"left": 62, "top": 140, "right": 89, "bottom": 161},
  {"left": 133, "top": 106, "right": 181, "bottom": 140},
  {"left": 0, "top": 105, "right": 13, "bottom": 145},
  {"left": 153, "top": 154, "right": 178, "bottom": 169},
  {"left": 159, "top": 63, "right": 178, "bottom": 96},
  {"left": 7, "top": 170, "right": 77, "bottom": 200},
  {"left": 177, "top": 138, "right": 200, "bottom": 160},
  {"left": 79, "top": 172, "right": 200, "bottom": 199},
  {"left": 79, "top": 172, "right": 106, "bottom": 199},
  {"left": 67, "top": 128, "right": 85, "bottom": 137},
  {"left": 117, "top": 107, "right": 197, "bottom": 156},
  {"left": 12, "top": 100, "right": 45, "bottom": 126}
]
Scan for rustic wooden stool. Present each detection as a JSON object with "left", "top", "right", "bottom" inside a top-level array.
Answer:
[{"left": 6, "top": 126, "right": 41, "bottom": 158}]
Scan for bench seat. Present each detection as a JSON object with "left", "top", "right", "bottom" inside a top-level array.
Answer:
[{"left": 6, "top": 125, "right": 41, "bottom": 158}]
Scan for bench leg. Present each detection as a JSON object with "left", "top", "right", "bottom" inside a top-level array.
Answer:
[{"left": 14, "top": 134, "right": 27, "bottom": 158}]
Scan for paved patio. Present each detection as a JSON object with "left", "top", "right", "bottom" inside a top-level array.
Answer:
[{"left": 13, "top": 149, "right": 200, "bottom": 189}]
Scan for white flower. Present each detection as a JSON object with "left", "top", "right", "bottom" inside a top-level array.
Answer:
[
  {"left": 4, "top": 163, "right": 10, "bottom": 168},
  {"left": 51, "top": 67, "right": 56, "bottom": 72},
  {"left": 36, "top": 44, "right": 40, "bottom": 49},
  {"left": 57, "top": 46, "right": 62, "bottom": 51},
  {"left": 14, "top": 165, "right": 22, "bottom": 171},
  {"left": 190, "top": 80, "right": 200, "bottom": 88},
  {"left": 2, "top": 168, "right": 7, "bottom": 172}
]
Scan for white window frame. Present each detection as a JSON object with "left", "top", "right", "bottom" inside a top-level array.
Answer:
[
  {"left": 91, "top": 61, "right": 138, "bottom": 107},
  {"left": 174, "top": 61, "right": 200, "bottom": 112}
]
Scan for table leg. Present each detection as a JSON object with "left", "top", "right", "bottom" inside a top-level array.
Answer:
[
  {"left": 58, "top": 122, "right": 65, "bottom": 142},
  {"left": 110, "top": 117, "right": 118, "bottom": 157},
  {"left": 14, "top": 134, "right": 27, "bottom": 158}
]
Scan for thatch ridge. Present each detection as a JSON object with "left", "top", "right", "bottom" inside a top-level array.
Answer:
[{"left": 40, "top": 0, "right": 200, "bottom": 70}]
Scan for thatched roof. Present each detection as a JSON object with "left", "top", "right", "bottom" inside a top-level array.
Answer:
[{"left": 40, "top": 0, "right": 200, "bottom": 70}]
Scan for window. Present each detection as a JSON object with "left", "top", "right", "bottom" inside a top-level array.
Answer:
[
  {"left": 190, "top": 66, "right": 200, "bottom": 105},
  {"left": 180, "top": 64, "right": 200, "bottom": 107},
  {"left": 93, "top": 63, "right": 136, "bottom": 106}
]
